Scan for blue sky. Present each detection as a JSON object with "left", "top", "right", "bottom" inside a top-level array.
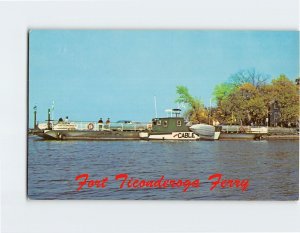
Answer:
[{"left": 29, "top": 30, "right": 299, "bottom": 126}]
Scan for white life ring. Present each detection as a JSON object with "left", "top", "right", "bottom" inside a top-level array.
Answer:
[{"left": 87, "top": 123, "right": 94, "bottom": 130}]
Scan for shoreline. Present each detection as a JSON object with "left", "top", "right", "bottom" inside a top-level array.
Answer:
[{"left": 28, "top": 127, "right": 299, "bottom": 141}]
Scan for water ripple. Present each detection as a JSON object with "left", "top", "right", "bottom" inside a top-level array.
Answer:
[{"left": 28, "top": 136, "right": 299, "bottom": 200}]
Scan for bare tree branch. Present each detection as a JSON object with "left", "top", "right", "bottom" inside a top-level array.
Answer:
[{"left": 229, "top": 68, "right": 270, "bottom": 88}]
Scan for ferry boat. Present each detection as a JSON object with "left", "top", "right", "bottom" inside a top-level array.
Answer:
[
  {"left": 33, "top": 108, "right": 219, "bottom": 141},
  {"left": 36, "top": 120, "right": 150, "bottom": 140},
  {"left": 139, "top": 109, "right": 218, "bottom": 141}
]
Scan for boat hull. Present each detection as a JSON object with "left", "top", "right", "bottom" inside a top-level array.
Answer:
[
  {"left": 148, "top": 132, "right": 200, "bottom": 140},
  {"left": 219, "top": 133, "right": 256, "bottom": 140},
  {"left": 142, "top": 131, "right": 216, "bottom": 140},
  {"left": 38, "top": 130, "right": 141, "bottom": 140}
]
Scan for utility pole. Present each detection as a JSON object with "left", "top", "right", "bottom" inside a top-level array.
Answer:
[
  {"left": 266, "top": 108, "right": 269, "bottom": 128},
  {"left": 47, "top": 108, "right": 51, "bottom": 129},
  {"left": 209, "top": 98, "right": 212, "bottom": 125},
  {"left": 33, "top": 106, "right": 37, "bottom": 129},
  {"left": 51, "top": 101, "right": 55, "bottom": 121}
]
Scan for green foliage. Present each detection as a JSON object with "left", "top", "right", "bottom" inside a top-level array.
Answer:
[
  {"left": 175, "top": 86, "right": 196, "bottom": 105},
  {"left": 215, "top": 74, "right": 299, "bottom": 126},
  {"left": 176, "top": 71, "right": 299, "bottom": 126},
  {"left": 213, "top": 83, "right": 235, "bottom": 103},
  {"left": 176, "top": 85, "right": 208, "bottom": 123},
  {"left": 269, "top": 75, "right": 299, "bottom": 125},
  {"left": 216, "top": 83, "right": 266, "bottom": 125}
]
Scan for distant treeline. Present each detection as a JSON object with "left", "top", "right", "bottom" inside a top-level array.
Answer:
[{"left": 176, "top": 69, "right": 299, "bottom": 127}]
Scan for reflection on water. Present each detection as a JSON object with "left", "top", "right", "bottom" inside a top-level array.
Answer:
[{"left": 28, "top": 136, "right": 299, "bottom": 200}]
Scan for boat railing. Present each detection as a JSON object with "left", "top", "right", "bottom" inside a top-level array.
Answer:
[
  {"left": 40, "top": 120, "right": 151, "bottom": 131},
  {"left": 250, "top": 126, "right": 268, "bottom": 134},
  {"left": 220, "top": 125, "right": 268, "bottom": 134}
]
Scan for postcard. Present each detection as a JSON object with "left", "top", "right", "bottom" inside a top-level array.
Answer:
[{"left": 28, "top": 30, "right": 299, "bottom": 200}]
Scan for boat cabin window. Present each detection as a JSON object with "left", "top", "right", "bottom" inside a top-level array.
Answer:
[
  {"left": 177, "top": 120, "right": 182, "bottom": 127},
  {"left": 163, "top": 120, "right": 168, "bottom": 127},
  {"left": 157, "top": 120, "right": 161, "bottom": 126}
]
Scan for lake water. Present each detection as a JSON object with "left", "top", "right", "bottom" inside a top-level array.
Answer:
[{"left": 28, "top": 136, "right": 299, "bottom": 200}]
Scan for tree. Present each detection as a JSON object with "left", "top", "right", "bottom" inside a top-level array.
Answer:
[
  {"left": 229, "top": 68, "right": 269, "bottom": 88},
  {"left": 175, "top": 86, "right": 208, "bottom": 123},
  {"left": 213, "top": 82, "right": 235, "bottom": 104},
  {"left": 217, "top": 83, "right": 266, "bottom": 125},
  {"left": 214, "top": 73, "right": 299, "bottom": 126},
  {"left": 175, "top": 86, "right": 196, "bottom": 106},
  {"left": 213, "top": 68, "right": 270, "bottom": 124},
  {"left": 269, "top": 75, "right": 299, "bottom": 126}
]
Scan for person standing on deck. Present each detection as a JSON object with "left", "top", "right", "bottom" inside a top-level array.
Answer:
[
  {"left": 98, "top": 118, "right": 103, "bottom": 131},
  {"left": 106, "top": 118, "right": 111, "bottom": 129}
]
